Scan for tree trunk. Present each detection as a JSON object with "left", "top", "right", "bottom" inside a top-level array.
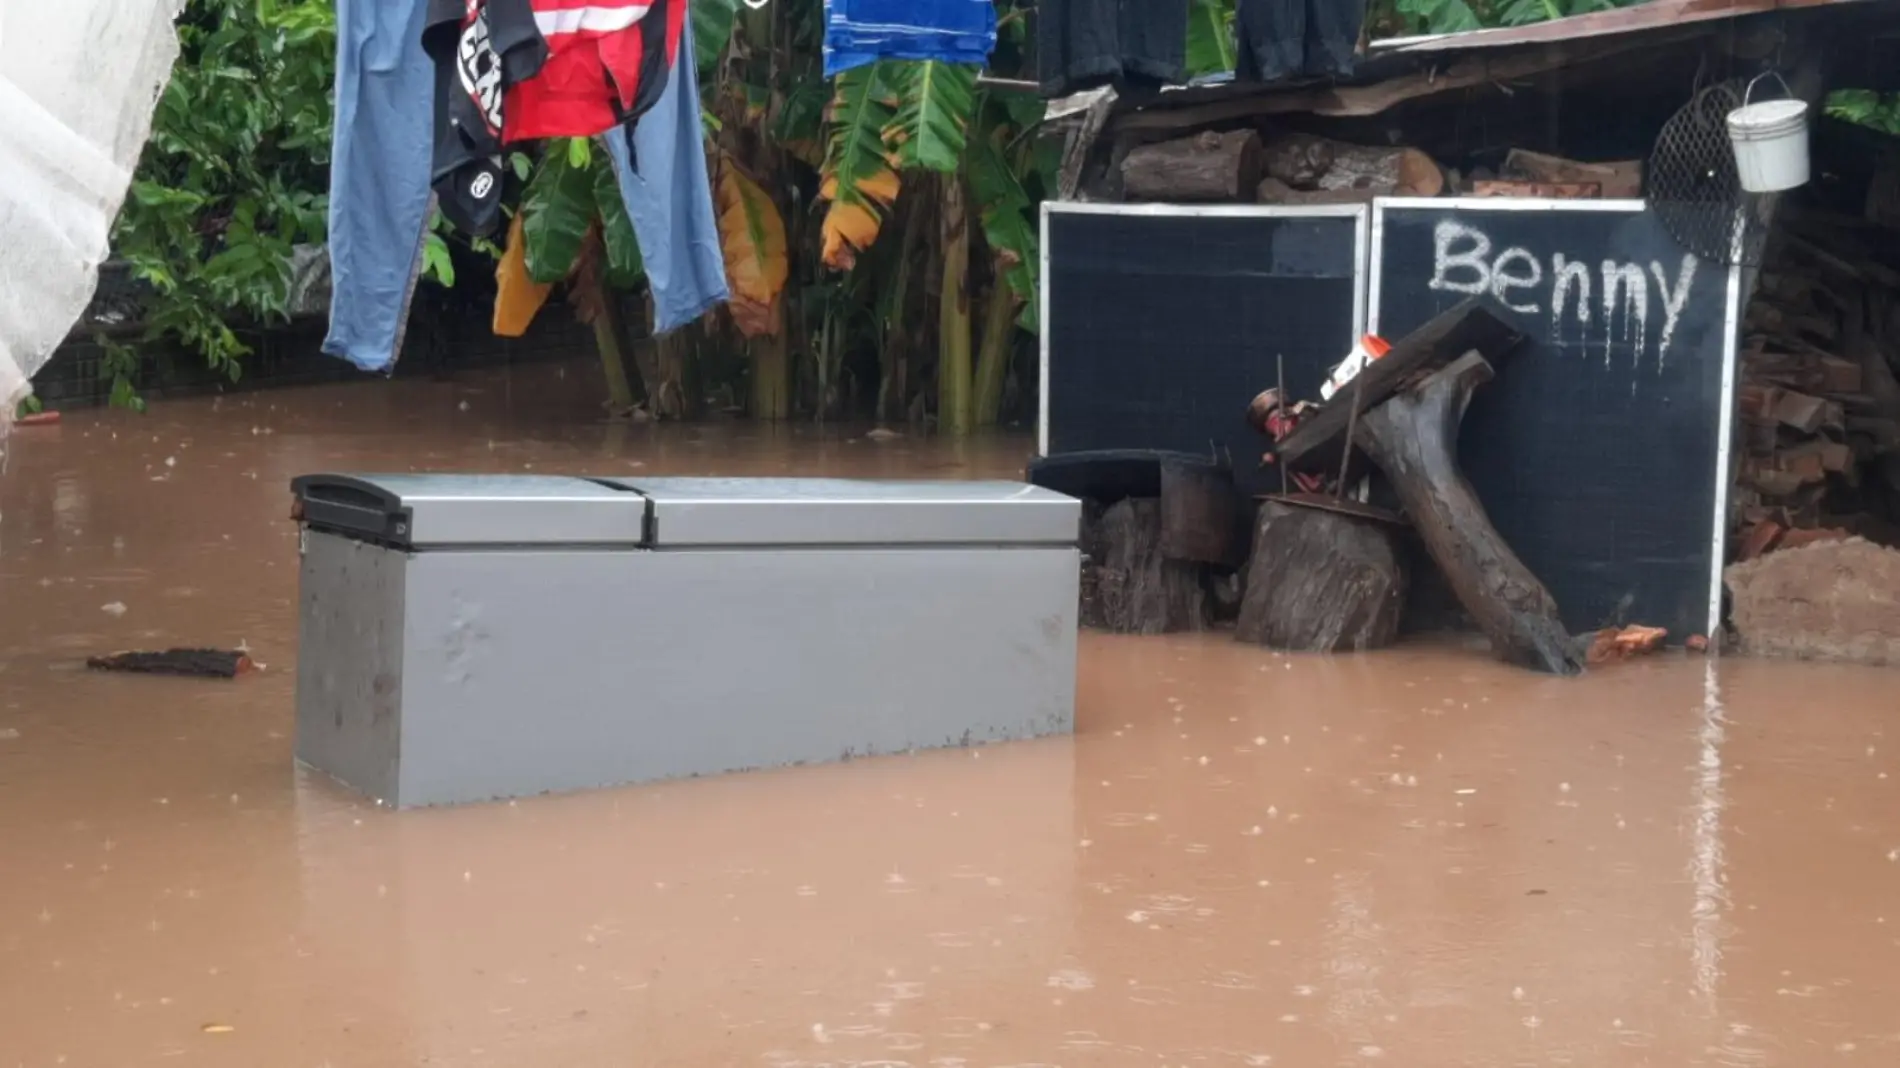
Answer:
[
  {"left": 1080, "top": 499, "right": 1210, "bottom": 633},
  {"left": 1357, "top": 353, "right": 1584, "bottom": 675},
  {"left": 591, "top": 309, "right": 637, "bottom": 416},
  {"left": 1234, "top": 502, "right": 1408, "bottom": 652},
  {"left": 973, "top": 271, "right": 1017, "bottom": 427},
  {"left": 938, "top": 176, "right": 974, "bottom": 435},
  {"left": 880, "top": 200, "right": 924, "bottom": 423},
  {"left": 1121, "top": 130, "right": 1264, "bottom": 202},
  {"left": 750, "top": 305, "right": 790, "bottom": 420}
]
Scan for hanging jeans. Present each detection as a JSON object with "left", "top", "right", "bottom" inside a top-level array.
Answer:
[
  {"left": 1236, "top": 0, "right": 1366, "bottom": 83},
  {"left": 324, "top": 0, "right": 728, "bottom": 371},
  {"left": 604, "top": 6, "right": 730, "bottom": 335},
  {"left": 323, "top": 0, "right": 434, "bottom": 373}
]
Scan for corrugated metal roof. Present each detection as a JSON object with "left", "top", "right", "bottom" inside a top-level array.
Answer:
[{"left": 1371, "top": 0, "right": 1869, "bottom": 55}]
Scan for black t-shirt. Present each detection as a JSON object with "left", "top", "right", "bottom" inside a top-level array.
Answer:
[{"left": 421, "top": 0, "right": 547, "bottom": 236}]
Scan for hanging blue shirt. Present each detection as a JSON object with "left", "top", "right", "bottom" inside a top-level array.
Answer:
[{"left": 823, "top": 0, "right": 997, "bottom": 77}]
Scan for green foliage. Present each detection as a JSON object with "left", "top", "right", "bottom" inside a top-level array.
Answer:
[
  {"left": 1391, "top": 0, "right": 1481, "bottom": 33},
  {"left": 520, "top": 138, "right": 643, "bottom": 287},
  {"left": 694, "top": 0, "right": 742, "bottom": 76},
  {"left": 110, "top": 0, "right": 335, "bottom": 402},
  {"left": 1380, "top": 0, "right": 1639, "bottom": 35},
  {"left": 967, "top": 101, "right": 1043, "bottom": 331},
  {"left": 1827, "top": 90, "right": 1900, "bottom": 137},
  {"left": 1186, "top": 0, "right": 1238, "bottom": 76},
  {"left": 888, "top": 61, "right": 979, "bottom": 173},
  {"left": 823, "top": 63, "right": 902, "bottom": 209}
]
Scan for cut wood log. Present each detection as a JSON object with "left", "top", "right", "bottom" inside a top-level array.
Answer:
[
  {"left": 1273, "top": 299, "right": 1525, "bottom": 472},
  {"left": 1471, "top": 180, "right": 1602, "bottom": 199},
  {"left": 1501, "top": 149, "right": 1643, "bottom": 197},
  {"left": 1079, "top": 498, "right": 1211, "bottom": 633},
  {"left": 1770, "top": 389, "right": 1837, "bottom": 433},
  {"left": 1256, "top": 177, "right": 1378, "bottom": 206},
  {"left": 1819, "top": 355, "right": 1864, "bottom": 394},
  {"left": 1158, "top": 458, "right": 1246, "bottom": 567},
  {"left": 1120, "top": 130, "right": 1264, "bottom": 202},
  {"left": 1261, "top": 134, "right": 1442, "bottom": 197},
  {"left": 1357, "top": 353, "right": 1584, "bottom": 675},
  {"left": 1234, "top": 501, "right": 1408, "bottom": 653}
]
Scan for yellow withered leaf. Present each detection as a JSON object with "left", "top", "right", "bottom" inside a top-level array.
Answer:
[
  {"left": 492, "top": 213, "right": 552, "bottom": 338},
  {"left": 713, "top": 162, "right": 790, "bottom": 338},
  {"left": 818, "top": 168, "right": 900, "bottom": 272}
]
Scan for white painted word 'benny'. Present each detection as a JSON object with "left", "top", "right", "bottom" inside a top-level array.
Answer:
[{"left": 1426, "top": 220, "right": 1703, "bottom": 368}]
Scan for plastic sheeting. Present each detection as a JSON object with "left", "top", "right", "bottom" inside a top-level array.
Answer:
[{"left": 0, "top": 2, "right": 182, "bottom": 437}]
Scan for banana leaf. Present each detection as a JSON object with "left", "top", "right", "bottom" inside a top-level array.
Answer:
[
  {"left": 886, "top": 60, "right": 977, "bottom": 174},
  {"left": 522, "top": 139, "right": 598, "bottom": 284}
]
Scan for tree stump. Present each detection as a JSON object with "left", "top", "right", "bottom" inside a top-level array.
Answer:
[
  {"left": 1120, "top": 130, "right": 1264, "bottom": 202},
  {"left": 1080, "top": 498, "right": 1210, "bottom": 633},
  {"left": 1235, "top": 502, "right": 1408, "bottom": 652},
  {"left": 1357, "top": 353, "right": 1585, "bottom": 675}
]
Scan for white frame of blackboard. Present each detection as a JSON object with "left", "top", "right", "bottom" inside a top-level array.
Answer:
[
  {"left": 1365, "top": 196, "right": 1743, "bottom": 644},
  {"left": 1037, "top": 201, "right": 1373, "bottom": 459}
]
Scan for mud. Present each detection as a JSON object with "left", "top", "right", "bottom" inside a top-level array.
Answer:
[
  {"left": 3, "top": 363, "right": 1900, "bottom": 1067},
  {"left": 1727, "top": 537, "right": 1900, "bottom": 666}
]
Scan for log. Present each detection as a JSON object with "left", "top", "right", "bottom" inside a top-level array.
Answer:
[
  {"left": 1256, "top": 177, "right": 1378, "bottom": 206},
  {"left": 87, "top": 648, "right": 255, "bottom": 679},
  {"left": 1079, "top": 498, "right": 1211, "bottom": 633},
  {"left": 1234, "top": 502, "right": 1408, "bottom": 653},
  {"left": 1261, "top": 134, "right": 1442, "bottom": 197},
  {"left": 1120, "top": 130, "right": 1264, "bottom": 202},
  {"left": 1471, "top": 180, "right": 1601, "bottom": 199},
  {"left": 1500, "top": 150, "right": 1643, "bottom": 198},
  {"left": 1357, "top": 353, "right": 1584, "bottom": 675},
  {"left": 1273, "top": 299, "right": 1525, "bottom": 471},
  {"left": 1158, "top": 458, "right": 1247, "bottom": 567}
]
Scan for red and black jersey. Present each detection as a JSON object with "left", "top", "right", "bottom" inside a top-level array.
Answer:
[
  {"left": 423, "top": 0, "right": 683, "bottom": 237},
  {"left": 504, "top": 0, "right": 683, "bottom": 142}
]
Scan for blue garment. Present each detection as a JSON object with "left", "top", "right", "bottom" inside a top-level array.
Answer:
[
  {"left": 605, "top": 8, "right": 730, "bottom": 335},
  {"left": 322, "top": 0, "right": 434, "bottom": 373},
  {"left": 323, "top": 0, "right": 727, "bottom": 370},
  {"left": 823, "top": 0, "right": 997, "bottom": 77}
]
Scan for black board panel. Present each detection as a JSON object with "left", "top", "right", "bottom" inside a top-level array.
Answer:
[
  {"left": 1371, "top": 203, "right": 1732, "bottom": 638},
  {"left": 1044, "top": 208, "right": 1362, "bottom": 492}
]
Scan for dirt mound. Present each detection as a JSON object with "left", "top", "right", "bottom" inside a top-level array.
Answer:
[{"left": 1725, "top": 537, "right": 1900, "bottom": 666}]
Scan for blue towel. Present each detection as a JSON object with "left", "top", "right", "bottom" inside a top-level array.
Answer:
[
  {"left": 823, "top": 0, "right": 997, "bottom": 77},
  {"left": 605, "top": 7, "right": 730, "bottom": 334}
]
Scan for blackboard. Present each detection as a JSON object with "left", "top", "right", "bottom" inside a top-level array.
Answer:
[
  {"left": 1041, "top": 204, "right": 1365, "bottom": 492},
  {"left": 1369, "top": 200, "right": 1737, "bottom": 639}
]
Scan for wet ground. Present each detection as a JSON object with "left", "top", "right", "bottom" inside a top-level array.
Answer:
[{"left": 2, "top": 363, "right": 1898, "bottom": 1067}]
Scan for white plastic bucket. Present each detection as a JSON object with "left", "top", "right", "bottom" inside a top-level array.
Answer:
[{"left": 1727, "top": 73, "right": 1810, "bottom": 193}]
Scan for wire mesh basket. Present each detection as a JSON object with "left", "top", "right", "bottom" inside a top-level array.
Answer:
[{"left": 1648, "top": 78, "right": 1774, "bottom": 267}]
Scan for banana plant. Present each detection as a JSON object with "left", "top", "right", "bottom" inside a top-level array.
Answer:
[
  {"left": 516, "top": 136, "right": 646, "bottom": 414},
  {"left": 816, "top": 57, "right": 1045, "bottom": 432}
]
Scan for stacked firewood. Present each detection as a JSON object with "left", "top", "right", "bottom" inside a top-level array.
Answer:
[{"left": 1734, "top": 207, "right": 1900, "bottom": 560}]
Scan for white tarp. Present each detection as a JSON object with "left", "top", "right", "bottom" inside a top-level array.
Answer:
[{"left": 0, "top": 1, "right": 182, "bottom": 437}]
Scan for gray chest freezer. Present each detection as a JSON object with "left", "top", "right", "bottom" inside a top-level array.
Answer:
[{"left": 291, "top": 474, "right": 1081, "bottom": 807}]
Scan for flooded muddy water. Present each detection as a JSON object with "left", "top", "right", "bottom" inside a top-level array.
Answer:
[{"left": 2, "top": 363, "right": 1898, "bottom": 1067}]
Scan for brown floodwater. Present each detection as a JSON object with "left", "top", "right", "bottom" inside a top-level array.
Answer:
[{"left": 2, "top": 362, "right": 1898, "bottom": 1067}]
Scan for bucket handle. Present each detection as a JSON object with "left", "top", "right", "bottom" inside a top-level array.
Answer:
[{"left": 1743, "top": 70, "right": 1794, "bottom": 108}]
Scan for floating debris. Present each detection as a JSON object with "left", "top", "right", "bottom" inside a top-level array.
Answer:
[{"left": 86, "top": 649, "right": 254, "bottom": 679}]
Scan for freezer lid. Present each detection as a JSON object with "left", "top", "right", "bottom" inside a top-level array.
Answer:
[
  {"left": 596, "top": 477, "right": 1080, "bottom": 547},
  {"left": 291, "top": 474, "right": 647, "bottom": 548}
]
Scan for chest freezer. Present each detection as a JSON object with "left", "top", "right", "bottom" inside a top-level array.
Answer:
[{"left": 292, "top": 474, "right": 1081, "bottom": 807}]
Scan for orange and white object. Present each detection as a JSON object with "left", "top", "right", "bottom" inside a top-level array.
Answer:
[{"left": 1318, "top": 334, "right": 1391, "bottom": 403}]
